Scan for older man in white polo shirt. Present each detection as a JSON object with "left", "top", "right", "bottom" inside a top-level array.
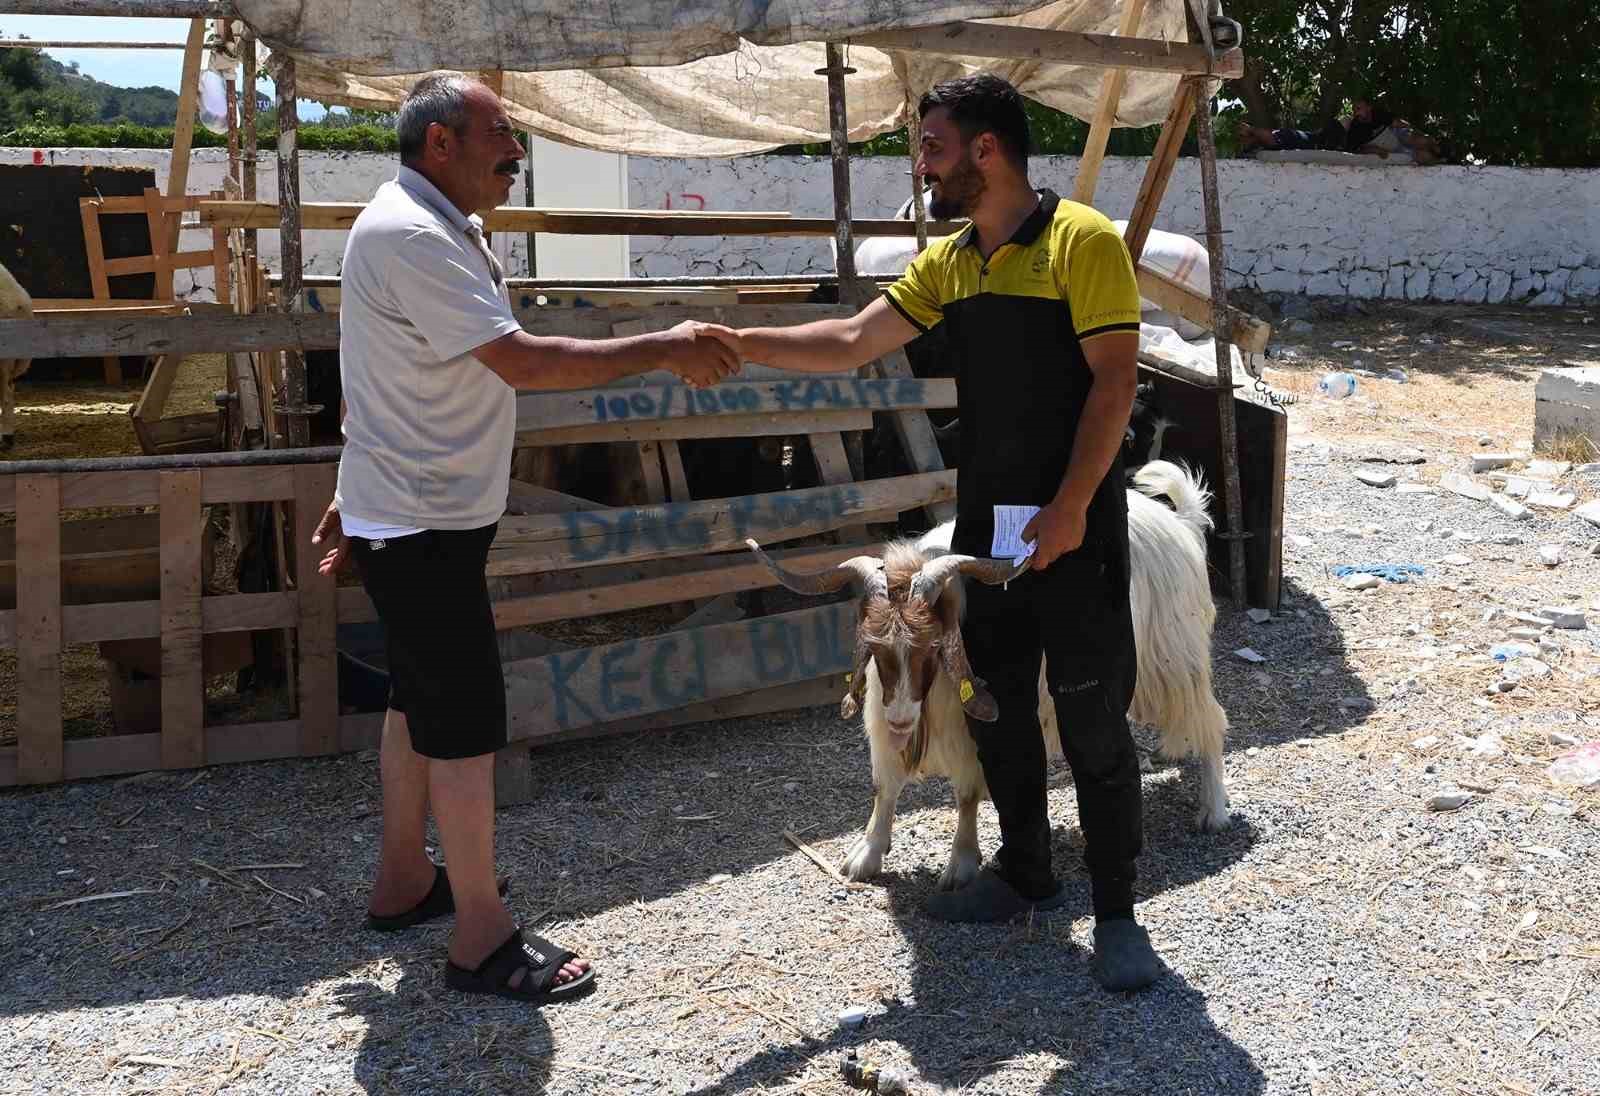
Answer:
[{"left": 313, "top": 73, "right": 739, "bottom": 1006}]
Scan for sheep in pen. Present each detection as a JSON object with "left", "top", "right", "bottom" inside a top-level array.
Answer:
[{"left": 746, "top": 460, "right": 1231, "bottom": 890}]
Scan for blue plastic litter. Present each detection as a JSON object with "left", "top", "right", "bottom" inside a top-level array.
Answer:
[{"left": 1330, "top": 563, "right": 1427, "bottom": 584}]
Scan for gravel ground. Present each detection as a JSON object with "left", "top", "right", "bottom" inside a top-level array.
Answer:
[{"left": 3, "top": 304, "right": 1598, "bottom": 1096}]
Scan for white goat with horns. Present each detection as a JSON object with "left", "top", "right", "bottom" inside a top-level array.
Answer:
[
  {"left": 1, "top": 261, "right": 33, "bottom": 450},
  {"left": 746, "top": 460, "right": 1231, "bottom": 890}
]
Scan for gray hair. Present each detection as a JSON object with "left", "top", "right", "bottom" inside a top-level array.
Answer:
[{"left": 396, "top": 73, "right": 476, "bottom": 163}]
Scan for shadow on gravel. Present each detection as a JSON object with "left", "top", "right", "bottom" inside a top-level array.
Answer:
[
  {"left": 3, "top": 579, "right": 1293, "bottom": 1094},
  {"left": 1206, "top": 574, "right": 1376, "bottom": 752},
  {"left": 334, "top": 970, "right": 556, "bottom": 1094},
  {"left": 682, "top": 869, "right": 1265, "bottom": 1096}
]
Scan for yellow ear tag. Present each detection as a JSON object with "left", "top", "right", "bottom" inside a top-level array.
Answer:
[{"left": 959, "top": 679, "right": 975, "bottom": 704}]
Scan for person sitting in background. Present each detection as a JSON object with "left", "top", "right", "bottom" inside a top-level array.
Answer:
[{"left": 1238, "top": 98, "right": 1441, "bottom": 163}]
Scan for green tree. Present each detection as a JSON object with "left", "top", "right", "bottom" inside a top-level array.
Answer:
[{"left": 1224, "top": 0, "right": 1600, "bottom": 165}]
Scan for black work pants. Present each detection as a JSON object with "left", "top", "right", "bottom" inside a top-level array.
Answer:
[{"left": 961, "top": 554, "right": 1142, "bottom": 918}]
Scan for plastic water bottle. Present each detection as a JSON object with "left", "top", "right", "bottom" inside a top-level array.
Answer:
[{"left": 1317, "top": 371, "right": 1357, "bottom": 399}]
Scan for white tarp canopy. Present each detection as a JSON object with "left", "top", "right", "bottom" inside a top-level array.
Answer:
[{"left": 234, "top": 0, "right": 1201, "bottom": 157}]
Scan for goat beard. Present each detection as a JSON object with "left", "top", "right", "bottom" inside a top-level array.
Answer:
[{"left": 897, "top": 709, "right": 930, "bottom": 773}]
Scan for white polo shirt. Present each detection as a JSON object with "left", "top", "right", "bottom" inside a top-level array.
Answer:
[{"left": 333, "top": 166, "right": 523, "bottom": 532}]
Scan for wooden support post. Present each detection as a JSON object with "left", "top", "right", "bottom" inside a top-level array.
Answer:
[
  {"left": 78, "top": 197, "right": 121, "bottom": 384},
  {"left": 821, "top": 43, "right": 866, "bottom": 482},
  {"left": 636, "top": 440, "right": 669, "bottom": 503},
  {"left": 165, "top": 17, "right": 206, "bottom": 255},
  {"left": 1193, "top": 96, "right": 1248, "bottom": 609},
  {"left": 660, "top": 442, "right": 691, "bottom": 502},
  {"left": 808, "top": 430, "right": 868, "bottom": 541},
  {"left": 1123, "top": 78, "right": 1198, "bottom": 262},
  {"left": 240, "top": 32, "right": 257, "bottom": 255},
  {"left": 293, "top": 464, "right": 339, "bottom": 755},
  {"left": 273, "top": 54, "right": 311, "bottom": 447},
  {"left": 159, "top": 470, "right": 205, "bottom": 769},
  {"left": 212, "top": 223, "right": 231, "bottom": 306},
  {"left": 906, "top": 97, "right": 929, "bottom": 252},
  {"left": 493, "top": 744, "right": 534, "bottom": 807},
  {"left": 16, "top": 475, "right": 63, "bottom": 785},
  {"left": 1072, "top": 0, "right": 1149, "bottom": 206},
  {"left": 143, "top": 187, "right": 176, "bottom": 299},
  {"left": 221, "top": 20, "right": 239, "bottom": 196}
]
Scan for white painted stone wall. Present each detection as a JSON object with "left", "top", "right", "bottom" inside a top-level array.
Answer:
[
  {"left": 6, "top": 147, "right": 1599, "bottom": 305},
  {"left": 630, "top": 156, "right": 1600, "bottom": 306}
]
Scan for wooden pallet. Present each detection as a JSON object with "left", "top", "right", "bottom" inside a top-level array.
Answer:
[{"left": 77, "top": 187, "right": 232, "bottom": 384}]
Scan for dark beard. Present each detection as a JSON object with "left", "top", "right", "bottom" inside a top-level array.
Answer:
[{"left": 926, "top": 154, "right": 984, "bottom": 219}]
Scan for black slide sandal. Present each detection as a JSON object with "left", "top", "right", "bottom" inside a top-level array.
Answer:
[
  {"left": 445, "top": 929, "right": 597, "bottom": 1005},
  {"left": 366, "top": 865, "right": 510, "bottom": 933}
]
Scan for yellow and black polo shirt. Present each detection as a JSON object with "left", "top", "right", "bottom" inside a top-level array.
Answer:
[{"left": 884, "top": 188, "right": 1141, "bottom": 561}]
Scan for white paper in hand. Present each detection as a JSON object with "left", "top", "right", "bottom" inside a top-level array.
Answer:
[{"left": 991, "top": 505, "right": 1041, "bottom": 566}]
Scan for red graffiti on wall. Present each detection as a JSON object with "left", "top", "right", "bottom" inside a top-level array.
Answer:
[{"left": 661, "top": 193, "right": 707, "bottom": 210}]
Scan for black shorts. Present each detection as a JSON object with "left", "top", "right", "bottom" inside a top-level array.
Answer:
[{"left": 349, "top": 524, "right": 507, "bottom": 760}]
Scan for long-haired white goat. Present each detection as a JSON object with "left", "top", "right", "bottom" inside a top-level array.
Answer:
[
  {"left": 1, "top": 261, "right": 33, "bottom": 449},
  {"left": 748, "top": 460, "right": 1231, "bottom": 890}
]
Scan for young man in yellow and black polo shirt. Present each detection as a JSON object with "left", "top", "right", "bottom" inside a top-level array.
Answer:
[{"left": 737, "top": 74, "right": 1161, "bottom": 991}]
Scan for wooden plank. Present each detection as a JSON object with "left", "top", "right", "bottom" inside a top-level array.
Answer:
[
  {"left": 518, "top": 408, "right": 872, "bottom": 446},
  {"left": 503, "top": 601, "right": 856, "bottom": 742},
  {"left": 854, "top": 23, "right": 1244, "bottom": 77},
  {"left": 158, "top": 470, "right": 205, "bottom": 769},
  {"left": 1124, "top": 81, "right": 1198, "bottom": 262},
  {"left": 145, "top": 186, "right": 176, "bottom": 299},
  {"left": 661, "top": 441, "right": 691, "bottom": 502},
  {"left": 864, "top": 342, "right": 958, "bottom": 524},
  {"left": 133, "top": 353, "right": 180, "bottom": 423},
  {"left": 808, "top": 431, "right": 854, "bottom": 484},
  {"left": 515, "top": 377, "right": 955, "bottom": 434},
  {"left": 1137, "top": 265, "right": 1271, "bottom": 355},
  {"left": 293, "top": 464, "right": 339, "bottom": 756},
  {"left": 0, "top": 465, "right": 299, "bottom": 514},
  {"left": 1071, "top": 0, "right": 1149, "bottom": 205},
  {"left": 143, "top": 411, "right": 220, "bottom": 455},
  {"left": 545, "top": 674, "right": 844, "bottom": 748},
  {"left": 199, "top": 201, "right": 964, "bottom": 238},
  {"left": 200, "top": 464, "right": 300, "bottom": 504},
  {"left": 805, "top": 430, "right": 866, "bottom": 540},
  {"left": 301, "top": 284, "right": 745, "bottom": 312},
  {"left": 0, "top": 303, "right": 848, "bottom": 361},
  {"left": 32, "top": 301, "right": 223, "bottom": 317},
  {"left": 505, "top": 479, "right": 605, "bottom": 515},
  {"left": 104, "top": 248, "right": 219, "bottom": 278},
  {"left": 493, "top": 743, "right": 534, "bottom": 808},
  {"left": 89, "top": 194, "right": 203, "bottom": 215},
  {"left": 15, "top": 475, "right": 63, "bottom": 784},
  {"left": 0, "top": 713, "right": 387, "bottom": 789},
  {"left": 78, "top": 199, "right": 112, "bottom": 301},
  {"left": 0, "top": 591, "right": 298, "bottom": 647},
  {"left": 486, "top": 470, "right": 953, "bottom": 576},
  {"left": 165, "top": 16, "right": 205, "bottom": 254},
  {"left": 78, "top": 196, "right": 121, "bottom": 384},
  {"left": 636, "top": 441, "right": 668, "bottom": 504},
  {"left": 490, "top": 543, "right": 883, "bottom": 631},
  {"left": 211, "top": 225, "right": 231, "bottom": 306}
]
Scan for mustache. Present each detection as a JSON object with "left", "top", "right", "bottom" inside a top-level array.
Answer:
[{"left": 495, "top": 160, "right": 520, "bottom": 174}]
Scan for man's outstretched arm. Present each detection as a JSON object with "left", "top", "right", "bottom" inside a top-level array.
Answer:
[{"left": 738, "top": 296, "right": 920, "bottom": 373}]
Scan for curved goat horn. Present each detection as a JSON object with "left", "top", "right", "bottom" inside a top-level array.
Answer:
[
  {"left": 744, "top": 539, "right": 886, "bottom": 599},
  {"left": 839, "top": 636, "right": 873, "bottom": 720},
  {"left": 908, "top": 553, "right": 1028, "bottom": 609}
]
